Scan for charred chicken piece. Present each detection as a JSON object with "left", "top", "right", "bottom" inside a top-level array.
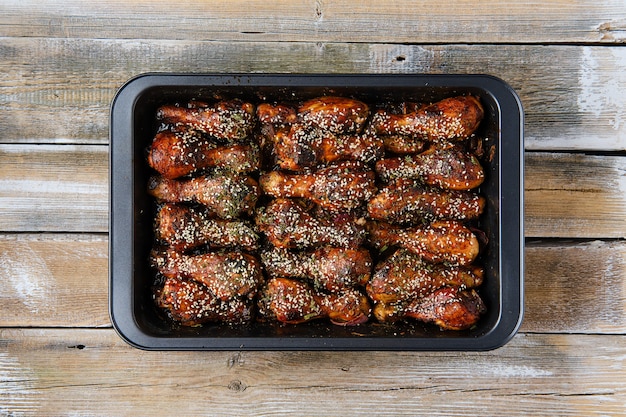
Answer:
[
  {"left": 367, "top": 178, "right": 485, "bottom": 225},
  {"left": 155, "top": 276, "right": 253, "bottom": 326},
  {"left": 367, "top": 220, "right": 480, "bottom": 265},
  {"left": 155, "top": 203, "right": 259, "bottom": 252},
  {"left": 147, "top": 130, "right": 261, "bottom": 179},
  {"left": 255, "top": 198, "right": 366, "bottom": 249},
  {"left": 258, "top": 277, "right": 370, "bottom": 326},
  {"left": 373, "top": 287, "right": 486, "bottom": 330},
  {"left": 151, "top": 250, "right": 263, "bottom": 301},
  {"left": 261, "top": 246, "right": 372, "bottom": 292},
  {"left": 367, "top": 249, "right": 484, "bottom": 304},
  {"left": 156, "top": 99, "right": 256, "bottom": 141},
  {"left": 148, "top": 174, "right": 259, "bottom": 219},
  {"left": 274, "top": 124, "right": 383, "bottom": 171},
  {"left": 260, "top": 161, "right": 377, "bottom": 212},
  {"left": 375, "top": 147, "right": 485, "bottom": 191},
  {"left": 298, "top": 96, "right": 370, "bottom": 134},
  {"left": 372, "top": 95, "right": 484, "bottom": 141}
]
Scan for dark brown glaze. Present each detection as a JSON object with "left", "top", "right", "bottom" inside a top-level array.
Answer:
[
  {"left": 156, "top": 99, "right": 256, "bottom": 141},
  {"left": 375, "top": 147, "right": 485, "bottom": 190},
  {"left": 256, "top": 103, "right": 298, "bottom": 126},
  {"left": 154, "top": 203, "right": 259, "bottom": 252},
  {"left": 260, "top": 161, "right": 377, "bottom": 212},
  {"left": 261, "top": 246, "right": 372, "bottom": 292},
  {"left": 148, "top": 174, "right": 260, "bottom": 219},
  {"left": 381, "top": 134, "right": 427, "bottom": 155},
  {"left": 367, "top": 220, "right": 480, "bottom": 266},
  {"left": 367, "top": 178, "right": 485, "bottom": 225},
  {"left": 366, "top": 249, "right": 484, "bottom": 304},
  {"left": 298, "top": 96, "right": 370, "bottom": 134},
  {"left": 151, "top": 250, "right": 263, "bottom": 301},
  {"left": 255, "top": 198, "right": 366, "bottom": 249},
  {"left": 372, "top": 95, "right": 484, "bottom": 141}
]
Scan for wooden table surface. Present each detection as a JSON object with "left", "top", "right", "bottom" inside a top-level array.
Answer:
[{"left": 1, "top": 1, "right": 626, "bottom": 415}]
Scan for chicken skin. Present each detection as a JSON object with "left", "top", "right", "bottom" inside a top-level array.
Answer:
[
  {"left": 151, "top": 249, "right": 263, "bottom": 301},
  {"left": 298, "top": 96, "right": 370, "bottom": 134},
  {"left": 148, "top": 174, "right": 259, "bottom": 219},
  {"left": 156, "top": 99, "right": 256, "bottom": 141},
  {"left": 147, "top": 130, "right": 261, "bottom": 179},
  {"left": 381, "top": 134, "right": 426, "bottom": 155},
  {"left": 367, "top": 249, "right": 483, "bottom": 304},
  {"left": 258, "top": 277, "right": 371, "bottom": 326},
  {"left": 274, "top": 124, "right": 383, "bottom": 171},
  {"left": 367, "top": 220, "right": 480, "bottom": 265},
  {"left": 372, "top": 95, "right": 484, "bottom": 141},
  {"left": 260, "top": 161, "right": 377, "bottom": 212},
  {"left": 255, "top": 198, "right": 366, "bottom": 249},
  {"left": 155, "top": 276, "right": 253, "bottom": 326},
  {"left": 155, "top": 203, "right": 259, "bottom": 252},
  {"left": 256, "top": 103, "right": 298, "bottom": 126},
  {"left": 373, "top": 287, "right": 486, "bottom": 330},
  {"left": 261, "top": 246, "right": 372, "bottom": 292},
  {"left": 375, "top": 146, "right": 485, "bottom": 191},
  {"left": 367, "top": 178, "right": 485, "bottom": 225}
]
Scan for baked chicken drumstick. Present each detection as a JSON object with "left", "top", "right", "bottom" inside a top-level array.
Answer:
[
  {"left": 373, "top": 287, "right": 486, "bottom": 330},
  {"left": 261, "top": 246, "right": 372, "bottom": 292},
  {"left": 155, "top": 203, "right": 259, "bottom": 252},
  {"left": 256, "top": 198, "right": 366, "bottom": 249},
  {"left": 367, "top": 220, "right": 480, "bottom": 266},
  {"left": 147, "top": 131, "right": 261, "bottom": 179},
  {"left": 367, "top": 248, "right": 483, "bottom": 304},
  {"left": 372, "top": 95, "right": 484, "bottom": 141},
  {"left": 298, "top": 96, "right": 370, "bottom": 134},
  {"left": 260, "top": 161, "right": 376, "bottom": 212},
  {"left": 274, "top": 124, "right": 383, "bottom": 171},
  {"left": 156, "top": 99, "right": 256, "bottom": 141},
  {"left": 367, "top": 178, "right": 485, "bottom": 225},
  {"left": 375, "top": 147, "right": 485, "bottom": 190},
  {"left": 258, "top": 277, "right": 371, "bottom": 326},
  {"left": 155, "top": 276, "right": 253, "bottom": 326},
  {"left": 151, "top": 249, "right": 263, "bottom": 301}
]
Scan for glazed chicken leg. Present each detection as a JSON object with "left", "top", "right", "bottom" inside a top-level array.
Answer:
[
  {"left": 372, "top": 95, "right": 484, "bottom": 141},
  {"left": 260, "top": 161, "right": 377, "bottom": 212},
  {"left": 261, "top": 246, "right": 372, "bottom": 292},
  {"left": 373, "top": 287, "right": 486, "bottom": 330},
  {"left": 367, "top": 178, "right": 485, "bottom": 225},
  {"left": 148, "top": 174, "right": 259, "bottom": 219},
  {"left": 274, "top": 124, "right": 383, "bottom": 171},
  {"left": 367, "top": 248, "right": 483, "bottom": 304},
  {"left": 148, "top": 130, "right": 261, "bottom": 179},
  {"left": 155, "top": 203, "right": 259, "bottom": 251},
  {"left": 367, "top": 220, "right": 480, "bottom": 265},
  {"left": 256, "top": 198, "right": 366, "bottom": 249},
  {"left": 375, "top": 146, "right": 485, "bottom": 190},
  {"left": 258, "top": 277, "right": 371, "bottom": 326},
  {"left": 155, "top": 276, "right": 253, "bottom": 326},
  {"left": 151, "top": 249, "right": 263, "bottom": 301},
  {"left": 298, "top": 96, "right": 370, "bottom": 134},
  {"left": 156, "top": 99, "right": 256, "bottom": 141}
]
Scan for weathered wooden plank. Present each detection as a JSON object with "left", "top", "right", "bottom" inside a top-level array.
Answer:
[
  {"left": 0, "top": 234, "right": 109, "bottom": 327},
  {"left": 0, "top": 144, "right": 108, "bottom": 232},
  {"left": 0, "top": 39, "right": 625, "bottom": 151},
  {"left": 1, "top": 0, "right": 624, "bottom": 44},
  {"left": 1, "top": 234, "right": 624, "bottom": 335},
  {"left": 525, "top": 152, "right": 626, "bottom": 239},
  {"left": 0, "top": 329, "right": 624, "bottom": 416},
  {"left": 2, "top": 144, "right": 626, "bottom": 238}
]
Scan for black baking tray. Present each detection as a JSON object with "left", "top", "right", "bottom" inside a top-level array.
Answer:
[{"left": 109, "top": 73, "right": 524, "bottom": 350}]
